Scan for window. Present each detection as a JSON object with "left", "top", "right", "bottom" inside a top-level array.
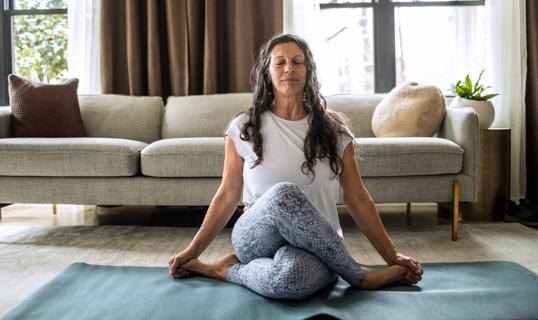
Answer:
[
  {"left": 294, "top": 0, "right": 485, "bottom": 95},
  {"left": 0, "top": 0, "right": 68, "bottom": 104}
]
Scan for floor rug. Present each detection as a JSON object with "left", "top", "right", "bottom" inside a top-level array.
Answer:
[{"left": 2, "top": 261, "right": 538, "bottom": 320}]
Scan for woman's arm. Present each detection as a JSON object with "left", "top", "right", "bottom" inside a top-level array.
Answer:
[
  {"left": 338, "top": 143, "right": 398, "bottom": 264},
  {"left": 339, "top": 143, "right": 423, "bottom": 282},
  {"left": 186, "top": 189, "right": 241, "bottom": 257},
  {"left": 169, "top": 137, "right": 244, "bottom": 276}
]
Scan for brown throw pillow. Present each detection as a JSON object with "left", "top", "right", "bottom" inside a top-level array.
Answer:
[
  {"left": 371, "top": 81, "right": 446, "bottom": 137},
  {"left": 8, "top": 74, "right": 87, "bottom": 137}
]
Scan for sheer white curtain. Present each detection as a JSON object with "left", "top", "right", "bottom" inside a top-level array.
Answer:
[
  {"left": 485, "top": 0, "right": 527, "bottom": 202},
  {"left": 67, "top": 0, "right": 101, "bottom": 94}
]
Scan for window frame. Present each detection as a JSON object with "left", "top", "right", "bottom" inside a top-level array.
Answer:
[
  {"left": 0, "top": 0, "right": 67, "bottom": 105},
  {"left": 319, "top": 0, "right": 485, "bottom": 93}
]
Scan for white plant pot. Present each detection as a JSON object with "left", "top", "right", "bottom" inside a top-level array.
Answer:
[{"left": 449, "top": 96, "right": 495, "bottom": 129}]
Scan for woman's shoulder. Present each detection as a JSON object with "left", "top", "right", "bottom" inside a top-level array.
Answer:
[
  {"left": 326, "top": 110, "right": 354, "bottom": 137},
  {"left": 227, "top": 111, "right": 249, "bottom": 128},
  {"left": 337, "top": 120, "right": 354, "bottom": 137}
]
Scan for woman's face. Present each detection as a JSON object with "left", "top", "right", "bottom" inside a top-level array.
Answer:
[{"left": 267, "top": 42, "right": 307, "bottom": 99}]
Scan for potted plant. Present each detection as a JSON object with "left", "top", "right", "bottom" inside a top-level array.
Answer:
[{"left": 450, "top": 69, "right": 500, "bottom": 129}]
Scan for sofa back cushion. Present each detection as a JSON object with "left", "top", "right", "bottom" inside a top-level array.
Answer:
[
  {"left": 326, "top": 95, "right": 382, "bottom": 138},
  {"left": 163, "top": 93, "right": 382, "bottom": 139},
  {"left": 78, "top": 94, "right": 164, "bottom": 143},
  {"left": 163, "top": 93, "right": 253, "bottom": 138}
]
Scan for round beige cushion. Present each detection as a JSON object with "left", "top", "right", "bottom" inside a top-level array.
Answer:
[{"left": 371, "top": 81, "right": 446, "bottom": 137}]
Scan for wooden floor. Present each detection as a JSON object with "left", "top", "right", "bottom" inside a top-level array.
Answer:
[{"left": 0, "top": 202, "right": 514, "bottom": 229}]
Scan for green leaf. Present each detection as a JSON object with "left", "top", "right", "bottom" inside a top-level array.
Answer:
[
  {"left": 481, "top": 93, "right": 500, "bottom": 101},
  {"left": 465, "top": 75, "right": 472, "bottom": 90},
  {"left": 472, "top": 84, "right": 482, "bottom": 95}
]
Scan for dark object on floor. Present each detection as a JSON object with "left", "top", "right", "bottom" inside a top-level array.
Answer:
[
  {"left": 504, "top": 198, "right": 538, "bottom": 227},
  {"left": 3, "top": 261, "right": 538, "bottom": 320}
]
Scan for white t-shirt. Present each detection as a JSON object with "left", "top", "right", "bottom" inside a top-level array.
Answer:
[{"left": 224, "top": 110, "right": 355, "bottom": 237}]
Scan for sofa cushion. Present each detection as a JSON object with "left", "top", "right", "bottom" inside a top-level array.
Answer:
[
  {"left": 142, "top": 136, "right": 463, "bottom": 178},
  {"left": 0, "top": 138, "right": 147, "bottom": 177},
  {"left": 141, "top": 138, "right": 223, "bottom": 177},
  {"left": 163, "top": 93, "right": 385, "bottom": 140},
  {"left": 8, "top": 74, "right": 87, "bottom": 138},
  {"left": 326, "top": 94, "right": 384, "bottom": 138},
  {"left": 357, "top": 137, "right": 463, "bottom": 177},
  {"left": 78, "top": 94, "right": 164, "bottom": 143},
  {"left": 163, "top": 93, "right": 252, "bottom": 139}
]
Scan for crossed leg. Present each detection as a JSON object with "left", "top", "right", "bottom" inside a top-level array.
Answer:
[
  {"left": 183, "top": 245, "right": 337, "bottom": 300},
  {"left": 181, "top": 182, "right": 408, "bottom": 299}
]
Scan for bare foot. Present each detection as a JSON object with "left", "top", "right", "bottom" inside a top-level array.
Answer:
[
  {"left": 181, "top": 254, "right": 240, "bottom": 281},
  {"left": 357, "top": 265, "right": 409, "bottom": 290},
  {"left": 213, "top": 254, "right": 240, "bottom": 280}
]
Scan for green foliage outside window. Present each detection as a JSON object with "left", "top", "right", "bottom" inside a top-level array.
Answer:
[{"left": 12, "top": 0, "right": 67, "bottom": 83}]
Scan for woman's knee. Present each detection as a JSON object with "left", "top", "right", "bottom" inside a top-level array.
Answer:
[{"left": 264, "top": 182, "right": 308, "bottom": 210}]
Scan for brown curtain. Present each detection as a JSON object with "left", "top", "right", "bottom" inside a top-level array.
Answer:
[
  {"left": 100, "top": 0, "right": 283, "bottom": 98},
  {"left": 526, "top": 0, "right": 538, "bottom": 203}
]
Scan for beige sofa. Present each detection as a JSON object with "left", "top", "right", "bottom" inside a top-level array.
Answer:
[{"left": 0, "top": 93, "right": 479, "bottom": 240}]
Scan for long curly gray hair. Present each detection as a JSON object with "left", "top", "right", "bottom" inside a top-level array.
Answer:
[{"left": 232, "top": 34, "right": 353, "bottom": 183}]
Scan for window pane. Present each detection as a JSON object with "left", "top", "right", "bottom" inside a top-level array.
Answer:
[
  {"left": 13, "top": 0, "right": 67, "bottom": 10},
  {"left": 311, "top": 8, "right": 374, "bottom": 95},
  {"left": 12, "top": 14, "right": 68, "bottom": 83},
  {"left": 395, "top": 6, "right": 485, "bottom": 92}
]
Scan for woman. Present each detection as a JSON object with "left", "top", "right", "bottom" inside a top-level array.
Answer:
[{"left": 168, "top": 34, "right": 423, "bottom": 300}]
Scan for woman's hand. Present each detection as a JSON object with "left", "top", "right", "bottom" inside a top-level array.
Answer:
[
  {"left": 387, "top": 252, "right": 423, "bottom": 285},
  {"left": 168, "top": 249, "right": 197, "bottom": 278}
]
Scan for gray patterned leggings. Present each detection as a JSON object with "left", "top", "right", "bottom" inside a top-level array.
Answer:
[{"left": 226, "top": 181, "right": 365, "bottom": 300}]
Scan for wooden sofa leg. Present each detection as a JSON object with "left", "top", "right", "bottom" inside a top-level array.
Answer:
[
  {"left": 52, "top": 203, "right": 57, "bottom": 215},
  {"left": 452, "top": 180, "right": 460, "bottom": 241}
]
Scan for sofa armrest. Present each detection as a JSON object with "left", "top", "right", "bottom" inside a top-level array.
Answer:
[
  {"left": 437, "top": 106, "right": 480, "bottom": 183},
  {"left": 0, "top": 106, "right": 10, "bottom": 138}
]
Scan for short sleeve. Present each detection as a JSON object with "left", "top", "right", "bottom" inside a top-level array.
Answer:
[
  {"left": 224, "top": 114, "right": 250, "bottom": 159},
  {"left": 337, "top": 122, "right": 355, "bottom": 158}
]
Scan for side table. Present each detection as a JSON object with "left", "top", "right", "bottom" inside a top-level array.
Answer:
[{"left": 439, "top": 128, "right": 511, "bottom": 222}]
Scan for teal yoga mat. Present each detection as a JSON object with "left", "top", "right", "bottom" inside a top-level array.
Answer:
[{"left": 2, "top": 261, "right": 538, "bottom": 320}]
